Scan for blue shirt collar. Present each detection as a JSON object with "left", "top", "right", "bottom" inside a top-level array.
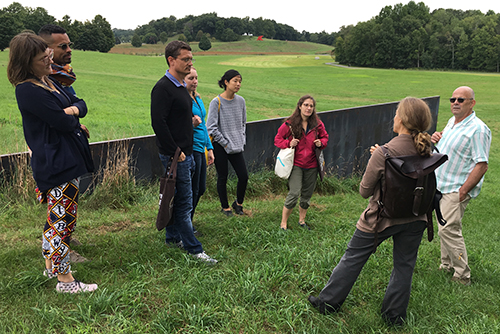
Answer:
[{"left": 165, "top": 70, "right": 185, "bottom": 87}]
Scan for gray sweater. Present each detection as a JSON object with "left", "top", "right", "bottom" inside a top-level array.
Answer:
[{"left": 206, "top": 94, "right": 247, "bottom": 154}]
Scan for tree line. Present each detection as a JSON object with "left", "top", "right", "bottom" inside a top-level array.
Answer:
[
  {"left": 334, "top": 1, "right": 500, "bottom": 72},
  {"left": 0, "top": 2, "right": 115, "bottom": 52},
  {"left": 116, "top": 12, "right": 337, "bottom": 48},
  {"left": 3, "top": 1, "right": 499, "bottom": 72}
]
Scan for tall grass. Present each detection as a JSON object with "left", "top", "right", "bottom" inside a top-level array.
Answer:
[
  {"left": 1, "top": 152, "right": 499, "bottom": 333},
  {"left": 83, "top": 140, "right": 144, "bottom": 210},
  {"left": 1, "top": 153, "right": 36, "bottom": 202}
]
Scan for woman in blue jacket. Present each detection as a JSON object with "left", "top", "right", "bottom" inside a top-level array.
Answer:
[
  {"left": 185, "top": 68, "right": 214, "bottom": 221},
  {"left": 7, "top": 32, "right": 96, "bottom": 293}
]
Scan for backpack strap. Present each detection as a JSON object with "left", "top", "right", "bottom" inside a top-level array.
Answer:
[
  {"left": 372, "top": 145, "right": 391, "bottom": 253},
  {"left": 412, "top": 161, "right": 425, "bottom": 216}
]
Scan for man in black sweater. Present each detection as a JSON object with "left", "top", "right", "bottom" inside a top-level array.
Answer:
[{"left": 151, "top": 41, "right": 217, "bottom": 263}]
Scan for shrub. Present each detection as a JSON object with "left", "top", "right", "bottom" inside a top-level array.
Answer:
[
  {"left": 131, "top": 34, "right": 142, "bottom": 47},
  {"left": 199, "top": 35, "right": 212, "bottom": 51}
]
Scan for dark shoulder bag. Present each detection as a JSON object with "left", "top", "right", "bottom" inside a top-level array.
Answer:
[
  {"left": 315, "top": 128, "right": 326, "bottom": 181},
  {"left": 156, "top": 147, "right": 181, "bottom": 231}
]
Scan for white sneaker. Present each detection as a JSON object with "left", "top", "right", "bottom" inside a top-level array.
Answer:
[
  {"left": 56, "top": 280, "right": 98, "bottom": 293},
  {"left": 191, "top": 251, "right": 218, "bottom": 264}
]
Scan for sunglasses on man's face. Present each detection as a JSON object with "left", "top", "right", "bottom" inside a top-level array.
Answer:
[
  {"left": 449, "top": 97, "right": 473, "bottom": 103},
  {"left": 57, "top": 42, "right": 74, "bottom": 50}
]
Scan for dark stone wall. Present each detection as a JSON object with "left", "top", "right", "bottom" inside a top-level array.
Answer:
[{"left": 0, "top": 97, "right": 440, "bottom": 191}]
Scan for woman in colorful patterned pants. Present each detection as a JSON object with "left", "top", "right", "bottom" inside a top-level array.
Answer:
[{"left": 8, "top": 32, "right": 97, "bottom": 293}]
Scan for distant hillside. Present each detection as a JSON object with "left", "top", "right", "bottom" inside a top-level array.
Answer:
[{"left": 110, "top": 37, "right": 333, "bottom": 56}]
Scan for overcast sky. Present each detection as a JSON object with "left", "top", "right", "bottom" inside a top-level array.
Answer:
[{"left": 7, "top": 0, "right": 500, "bottom": 33}]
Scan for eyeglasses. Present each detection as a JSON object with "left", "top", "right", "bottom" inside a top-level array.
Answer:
[
  {"left": 449, "top": 97, "right": 473, "bottom": 103},
  {"left": 57, "top": 42, "right": 74, "bottom": 50},
  {"left": 40, "top": 49, "right": 54, "bottom": 64},
  {"left": 178, "top": 57, "right": 195, "bottom": 64}
]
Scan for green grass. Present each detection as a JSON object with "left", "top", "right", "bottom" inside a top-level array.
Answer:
[
  {"left": 1, "top": 41, "right": 500, "bottom": 333},
  {"left": 1, "top": 45, "right": 500, "bottom": 155},
  {"left": 111, "top": 37, "right": 334, "bottom": 55},
  {"left": 0, "top": 168, "right": 499, "bottom": 333}
]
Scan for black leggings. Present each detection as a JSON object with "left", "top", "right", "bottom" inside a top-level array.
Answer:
[{"left": 213, "top": 142, "right": 248, "bottom": 209}]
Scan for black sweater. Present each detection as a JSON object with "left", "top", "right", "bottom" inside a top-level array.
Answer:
[{"left": 151, "top": 76, "right": 193, "bottom": 156}]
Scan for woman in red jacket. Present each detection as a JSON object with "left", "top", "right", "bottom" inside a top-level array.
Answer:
[{"left": 274, "top": 95, "right": 329, "bottom": 230}]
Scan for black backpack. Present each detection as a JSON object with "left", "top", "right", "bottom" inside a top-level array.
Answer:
[{"left": 373, "top": 146, "right": 448, "bottom": 250}]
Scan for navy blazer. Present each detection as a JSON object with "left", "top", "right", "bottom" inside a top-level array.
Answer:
[{"left": 15, "top": 78, "right": 93, "bottom": 192}]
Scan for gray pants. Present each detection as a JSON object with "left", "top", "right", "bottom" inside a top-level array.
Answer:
[
  {"left": 318, "top": 220, "right": 426, "bottom": 324},
  {"left": 284, "top": 166, "right": 317, "bottom": 209}
]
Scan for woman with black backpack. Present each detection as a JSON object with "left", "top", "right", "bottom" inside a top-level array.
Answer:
[{"left": 308, "top": 97, "right": 433, "bottom": 326}]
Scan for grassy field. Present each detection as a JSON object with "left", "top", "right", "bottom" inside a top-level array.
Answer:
[
  {"left": 1, "top": 41, "right": 500, "bottom": 155},
  {"left": 109, "top": 37, "right": 334, "bottom": 55},
  {"left": 0, "top": 40, "right": 499, "bottom": 333}
]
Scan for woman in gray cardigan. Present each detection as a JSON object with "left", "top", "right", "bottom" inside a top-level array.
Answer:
[{"left": 207, "top": 70, "right": 248, "bottom": 217}]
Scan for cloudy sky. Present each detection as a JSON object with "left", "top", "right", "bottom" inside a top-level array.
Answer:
[{"left": 7, "top": 0, "right": 500, "bottom": 33}]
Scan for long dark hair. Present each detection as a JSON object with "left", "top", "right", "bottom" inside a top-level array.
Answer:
[
  {"left": 218, "top": 69, "right": 241, "bottom": 90},
  {"left": 286, "top": 95, "right": 319, "bottom": 139}
]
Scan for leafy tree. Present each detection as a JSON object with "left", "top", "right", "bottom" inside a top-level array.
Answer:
[
  {"left": 183, "top": 28, "right": 192, "bottom": 42},
  {"left": 469, "top": 24, "right": 499, "bottom": 71},
  {"left": 113, "top": 28, "right": 134, "bottom": 43},
  {"left": 251, "top": 17, "right": 275, "bottom": 39},
  {"left": 220, "top": 28, "right": 239, "bottom": 42},
  {"left": 159, "top": 31, "right": 168, "bottom": 44},
  {"left": 131, "top": 34, "right": 142, "bottom": 47},
  {"left": 86, "top": 15, "right": 115, "bottom": 52},
  {"left": 193, "top": 13, "right": 218, "bottom": 36},
  {"left": 143, "top": 32, "right": 158, "bottom": 44},
  {"left": 177, "top": 34, "right": 187, "bottom": 42},
  {"left": 59, "top": 15, "right": 73, "bottom": 32},
  {"left": 195, "top": 30, "right": 204, "bottom": 42},
  {"left": 215, "top": 20, "right": 224, "bottom": 39},
  {"left": 151, "top": 17, "right": 176, "bottom": 36},
  {"left": 199, "top": 34, "right": 212, "bottom": 51},
  {"left": 24, "top": 7, "right": 55, "bottom": 33},
  {"left": 226, "top": 17, "right": 245, "bottom": 35},
  {"left": 0, "top": 8, "right": 23, "bottom": 51}
]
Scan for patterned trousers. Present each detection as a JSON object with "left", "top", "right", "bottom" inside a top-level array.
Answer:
[{"left": 41, "top": 179, "right": 79, "bottom": 275}]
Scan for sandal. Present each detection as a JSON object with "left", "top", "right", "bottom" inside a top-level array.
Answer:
[{"left": 299, "top": 221, "right": 311, "bottom": 230}]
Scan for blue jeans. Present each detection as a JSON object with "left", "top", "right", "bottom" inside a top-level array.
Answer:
[
  {"left": 159, "top": 153, "right": 203, "bottom": 254},
  {"left": 192, "top": 151, "right": 207, "bottom": 220}
]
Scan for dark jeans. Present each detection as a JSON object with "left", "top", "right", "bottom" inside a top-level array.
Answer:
[
  {"left": 318, "top": 221, "right": 426, "bottom": 324},
  {"left": 191, "top": 150, "right": 207, "bottom": 220},
  {"left": 213, "top": 142, "right": 248, "bottom": 209},
  {"left": 159, "top": 153, "right": 203, "bottom": 254}
]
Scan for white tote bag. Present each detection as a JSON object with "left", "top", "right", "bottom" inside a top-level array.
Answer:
[{"left": 275, "top": 147, "right": 295, "bottom": 179}]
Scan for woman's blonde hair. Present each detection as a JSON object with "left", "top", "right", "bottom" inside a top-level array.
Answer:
[
  {"left": 397, "top": 97, "right": 433, "bottom": 156},
  {"left": 7, "top": 31, "right": 49, "bottom": 86}
]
